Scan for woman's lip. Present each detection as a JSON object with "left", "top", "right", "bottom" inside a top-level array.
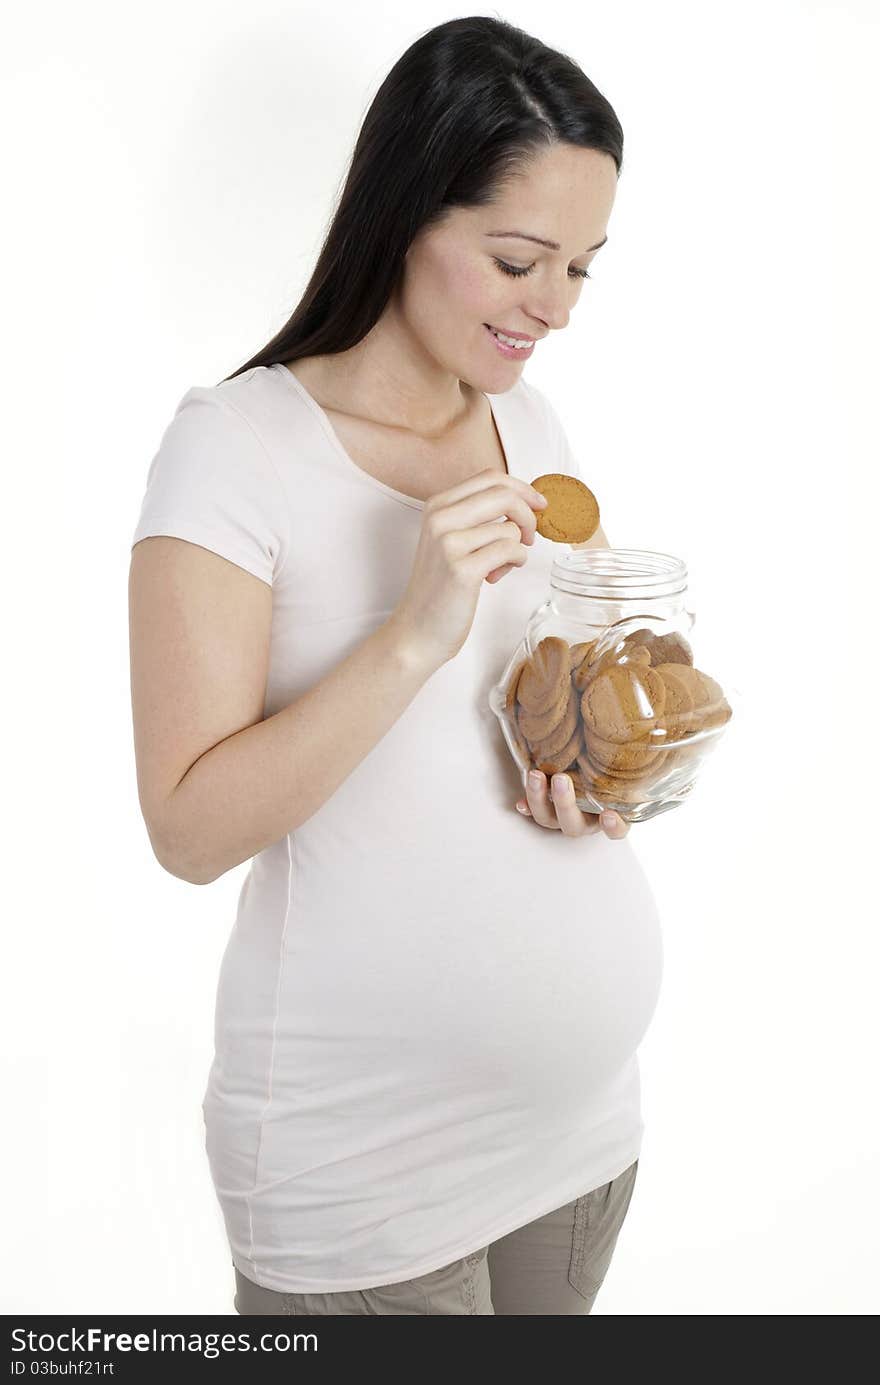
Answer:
[{"left": 484, "top": 323, "right": 537, "bottom": 342}]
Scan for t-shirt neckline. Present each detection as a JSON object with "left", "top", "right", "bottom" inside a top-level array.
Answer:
[{"left": 270, "top": 361, "right": 515, "bottom": 511}]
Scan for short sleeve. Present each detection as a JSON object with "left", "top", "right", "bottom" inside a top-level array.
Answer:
[{"left": 130, "top": 388, "right": 290, "bottom": 587}]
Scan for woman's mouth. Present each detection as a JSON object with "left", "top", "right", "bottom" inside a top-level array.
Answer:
[{"left": 484, "top": 323, "right": 535, "bottom": 359}]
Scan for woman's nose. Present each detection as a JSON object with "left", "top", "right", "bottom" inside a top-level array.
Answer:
[{"left": 523, "top": 290, "right": 569, "bottom": 333}]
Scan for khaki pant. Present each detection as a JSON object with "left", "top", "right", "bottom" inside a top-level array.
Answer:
[{"left": 233, "top": 1158, "right": 638, "bottom": 1315}]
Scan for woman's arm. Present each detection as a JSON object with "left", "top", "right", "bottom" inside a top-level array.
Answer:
[{"left": 129, "top": 536, "right": 435, "bottom": 886}]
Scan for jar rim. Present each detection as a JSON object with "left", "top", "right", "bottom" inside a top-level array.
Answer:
[{"left": 550, "top": 547, "right": 687, "bottom": 600}]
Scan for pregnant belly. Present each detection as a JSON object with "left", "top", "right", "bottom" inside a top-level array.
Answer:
[
  {"left": 281, "top": 840, "right": 664, "bottom": 1127},
  {"left": 415, "top": 881, "right": 661, "bottom": 1117}
]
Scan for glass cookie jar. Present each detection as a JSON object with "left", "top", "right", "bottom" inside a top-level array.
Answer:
[{"left": 488, "top": 549, "right": 736, "bottom": 824}]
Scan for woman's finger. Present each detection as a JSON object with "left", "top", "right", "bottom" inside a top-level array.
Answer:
[
  {"left": 599, "top": 809, "right": 630, "bottom": 836},
  {"left": 549, "top": 774, "right": 601, "bottom": 835},
  {"left": 525, "top": 769, "right": 559, "bottom": 827},
  {"left": 520, "top": 770, "right": 631, "bottom": 837}
]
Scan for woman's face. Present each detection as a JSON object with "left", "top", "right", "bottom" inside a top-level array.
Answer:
[{"left": 398, "top": 143, "right": 618, "bottom": 390}]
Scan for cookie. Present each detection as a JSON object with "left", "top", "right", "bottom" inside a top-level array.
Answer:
[
  {"left": 672, "top": 665, "right": 718, "bottom": 737},
  {"left": 515, "top": 636, "right": 571, "bottom": 714},
  {"left": 576, "top": 752, "right": 656, "bottom": 805},
  {"left": 573, "top": 644, "right": 601, "bottom": 690},
  {"left": 529, "top": 685, "right": 581, "bottom": 761},
  {"left": 589, "top": 639, "right": 652, "bottom": 681},
  {"left": 651, "top": 663, "right": 697, "bottom": 742},
  {"left": 532, "top": 720, "right": 584, "bottom": 777},
  {"left": 568, "top": 639, "right": 596, "bottom": 671},
  {"left": 571, "top": 635, "right": 647, "bottom": 690},
  {"left": 622, "top": 628, "right": 693, "bottom": 667},
  {"left": 583, "top": 725, "right": 664, "bottom": 774},
  {"left": 530, "top": 474, "right": 600, "bottom": 544},
  {"left": 580, "top": 663, "right": 668, "bottom": 743},
  {"left": 655, "top": 666, "right": 731, "bottom": 746},
  {"left": 648, "top": 631, "right": 693, "bottom": 666},
  {"left": 517, "top": 671, "right": 571, "bottom": 742},
  {"left": 694, "top": 670, "right": 733, "bottom": 731}
]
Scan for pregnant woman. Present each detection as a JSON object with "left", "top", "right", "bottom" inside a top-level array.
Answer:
[{"left": 128, "top": 15, "right": 663, "bottom": 1315}]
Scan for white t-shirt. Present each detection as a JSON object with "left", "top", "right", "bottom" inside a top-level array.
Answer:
[{"left": 131, "top": 362, "right": 664, "bottom": 1294}]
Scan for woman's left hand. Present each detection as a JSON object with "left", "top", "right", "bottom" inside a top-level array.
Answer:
[{"left": 516, "top": 770, "right": 630, "bottom": 838}]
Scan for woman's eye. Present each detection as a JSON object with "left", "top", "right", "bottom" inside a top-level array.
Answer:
[{"left": 493, "top": 257, "right": 591, "bottom": 281}]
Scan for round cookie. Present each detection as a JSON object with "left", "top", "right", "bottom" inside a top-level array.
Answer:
[
  {"left": 533, "top": 719, "right": 584, "bottom": 777},
  {"left": 585, "top": 762, "right": 656, "bottom": 787},
  {"left": 573, "top": 645, "right": 602, "bottom": 691},
  {"left": 516, "top": 636, "right": 571, "bottom": 714},
  {"left": 582, "top": 755, "right": 664, "bottom": 790},
  {"left": 651, "top": 663, "right": 697, "bottom": 742},
  {"left": 590, "top": 641, "right": 652, "bottom": 679},
  {"left": 671, "top": 665, "right": 716, "bottom": 737},
  {"left": 576, "top": 752, "right": 652, "bottom": 805},
  {"left": 621, "top": 644, "right": 652, "bottom": 668},
  {"left": 584, "top": 725, "right": 664, "bottom": 774},
  {"left": 518, "top": 671, "right": 572, "bottom": 742},
  {"left": 568, "top": 639, "right": 596, "bottom": 671},
  {"left": 529, "top": 685, "right": 581, "bottom": 761},
  {"left": 694, "top": 670, "right": 733, "bottom": 731},
  {"left": 648, "top": 631, "right": 693, "bottom": 666},
  {"left": 530, "top": 474, "right": 600, "bottom": 544},
  {"left": 580, "top": 663, "right": 668, "bottom": 744},
  {"left": 608, "top": 626, "right": 693, "bottom": 670}
]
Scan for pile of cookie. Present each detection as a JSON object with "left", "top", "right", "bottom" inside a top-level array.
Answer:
[{"left": 504, "top": 628, "right": 733, "bottom": 806}]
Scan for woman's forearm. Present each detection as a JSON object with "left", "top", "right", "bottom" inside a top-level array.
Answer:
[{"left": 157, "top": 617, "right": 437, "bottom": 884}]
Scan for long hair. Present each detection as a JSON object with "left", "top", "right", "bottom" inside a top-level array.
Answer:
[{"left": 218, "top": 15, "right": 623, "bottom": 385}]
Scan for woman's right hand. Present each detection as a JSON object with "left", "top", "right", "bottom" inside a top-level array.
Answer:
[{"left": 388, "top": 470, "right": 549, "bottom": 670}]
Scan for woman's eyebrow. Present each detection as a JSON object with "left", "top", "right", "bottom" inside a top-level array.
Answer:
[{"left": 485, "top": 231, "right": 608, "bottom": 253}]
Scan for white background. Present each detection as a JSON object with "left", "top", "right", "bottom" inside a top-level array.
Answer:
[{"left": 3, "top": 0, "right": 878, "bottom": 1314}]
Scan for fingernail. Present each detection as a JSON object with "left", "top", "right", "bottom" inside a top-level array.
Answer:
[
  {"left": 601, "top": 812, "right": 616, "bottom": 829},
  {"left": 529, "top": 771, "right": 543, "bottom": 788},
  {"left": 552, "top": 775, "right": 568, "bottom": 794}
]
